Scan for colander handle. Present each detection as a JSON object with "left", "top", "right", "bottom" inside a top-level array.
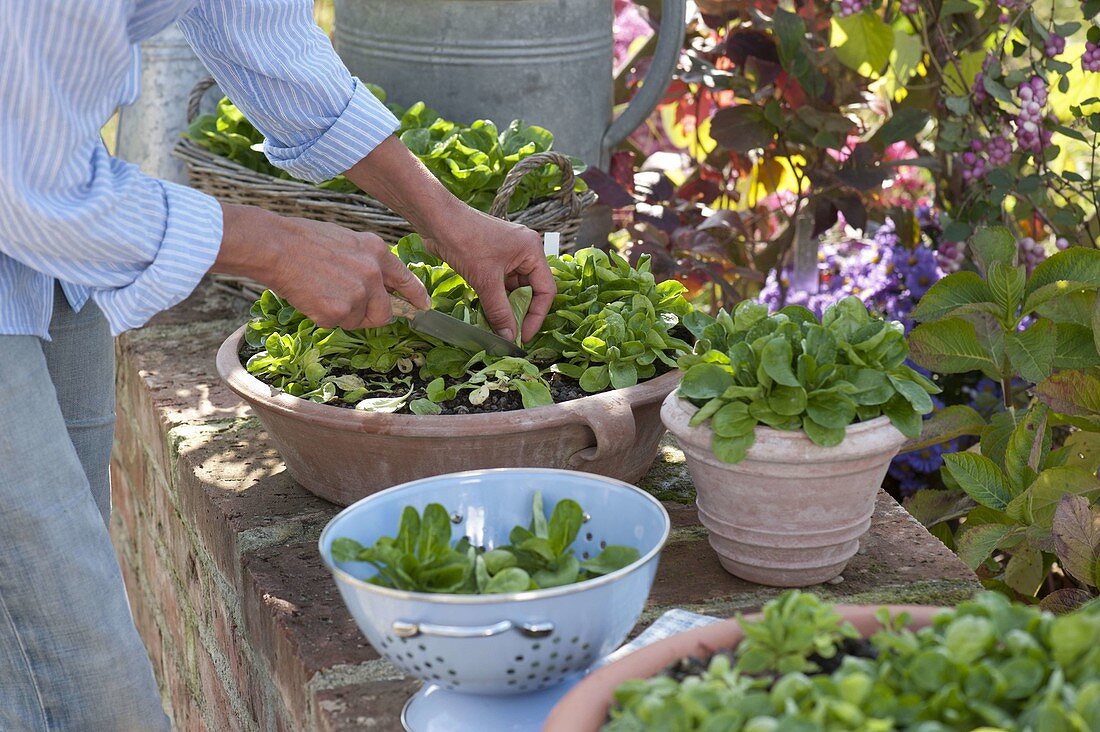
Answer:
[{"left": 392, "top": 619, "right": 554, "bottom": 640}]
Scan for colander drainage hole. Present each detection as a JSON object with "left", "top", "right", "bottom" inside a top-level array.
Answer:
[
  {"left": 531, "top": 643, "right": 541, "bottom": 650},
  {"left": 550, "top": 652, "right": 558, "bottom": 659},
  {"left": 406, "top": 652, "right": 415, "bottom": 659},
  {"left": 582, "top": 552, "right": 589, "bottom": 559},
  {"left": 418, "top": 644, "right": 427, "bottom": 651},
  {"left": 585, "top": 532, "right": 592, "bottom": 541},
  {"left": 582, "top": 643, "right": 591, "bottom": 650},
  {"left": 425, "top": 662, "right": 433, "bottom": 668},
  {"left": 448, "top": 670, "right": 457, "bottom": 676},
  {"left": 552, "top": 637, "right": 562, "bottom": 645},
  {"left": 507, "top": 680, "right": 516, "bottom": 686},
  {"left": 600, "top": 540, "right": 607, "bottom": 549},
  {"left": 527, "top": 673, "right": 537, "bottom": 680},
  {"left": 435, "top": 656, "right": 445, "bottom": 663},
  {"left": 570, "top": 636, "right": 580, "bottom": 644},
  {"left": 413, "top": 665, "right": 421, "bottom": 672},
  {"left": 565, "top": 655, "right": 574, "bottom": 662},
  {"left": 547, "top": 665, "right": 557, "bottom": 672},
  {"left": 514, "top": 655, "right": 524, "bottom": 662},
  {"left": 532, "top": 661, "right": 540, "bottom": 668},
  {"left": 543, "top": 676, "right": 552, "bottom": 683}
]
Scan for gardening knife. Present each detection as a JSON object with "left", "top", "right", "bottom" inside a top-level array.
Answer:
[{"left": 389, "top": 295, "right": 527, "bottom": 358}]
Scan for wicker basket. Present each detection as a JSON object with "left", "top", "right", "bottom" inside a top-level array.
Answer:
[{"left": 172, "top": 78, "right": 597, "bottom": 301}]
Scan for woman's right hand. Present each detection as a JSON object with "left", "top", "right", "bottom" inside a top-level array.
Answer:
[{"left": 212, "top": 203, "right": 431, "bottom": 330}]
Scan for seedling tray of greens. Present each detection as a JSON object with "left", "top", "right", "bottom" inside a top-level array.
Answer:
[
  {"left": 241, "top": 238, "right": 694, "bottom": 416},
  {"left": 601, "top": 590, "right": 1100, "bottom": 731},
  {"left": 331, "top": 492, "right": 640, "bottom": 594}
]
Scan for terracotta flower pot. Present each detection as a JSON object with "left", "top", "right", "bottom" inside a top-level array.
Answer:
[
  {"left": 660, "top": 392, "right": 907, "bottom": 587},
  {"left": 544, "top": 604, "right": 942, "bottom": 731},
  {"left": 217, "top": 325, "right": 681, "bottom": 506}
]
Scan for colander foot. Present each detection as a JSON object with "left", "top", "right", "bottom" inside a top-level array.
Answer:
[{"left": 401, "top": 674, "right": 584, "bottom": 732}]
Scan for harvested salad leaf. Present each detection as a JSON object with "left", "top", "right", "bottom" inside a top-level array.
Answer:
[
  {"left": 603, "top": 590, "right": 1100, "bottom": 731},
  {"left": 185, "top": 90, "right": 587, "bottom": 214},
  {"left": 331, "top": 492, "right": 640, "bottom": 593},
  {"left": 243, "top": 236, "right": 694, "bottom": 414},
  {"left": 677, "top": 297, "right": 938, "bottom": 462}
]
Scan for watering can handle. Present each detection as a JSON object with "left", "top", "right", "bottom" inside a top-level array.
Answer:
[{"left": 601, "top": 0, "right": 687, "bottom": 163}]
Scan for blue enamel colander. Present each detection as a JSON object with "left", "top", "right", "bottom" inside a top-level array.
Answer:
[{"left": 319, "top": 469, "right": 669, "bottom": 697}]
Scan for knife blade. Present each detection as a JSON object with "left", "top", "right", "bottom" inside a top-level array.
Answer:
[{"left": 389, "top": 295, "right": 527, "bottom": 358}]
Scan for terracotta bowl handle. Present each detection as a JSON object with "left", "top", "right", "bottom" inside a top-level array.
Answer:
[{"left": 565, "top": 391, "right": 637, "bottom": 469}]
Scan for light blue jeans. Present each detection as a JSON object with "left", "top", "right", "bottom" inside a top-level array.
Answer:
[{"left": 0, "top": 287, "right": 169, "bottom": 731}]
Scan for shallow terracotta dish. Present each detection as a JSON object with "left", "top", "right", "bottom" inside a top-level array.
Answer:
[
  {"left": 544, "top": 604, "right": 942, "bottom": 731},
  {"left": 217, "top": 325, "right": 680, "bottom": 505}
]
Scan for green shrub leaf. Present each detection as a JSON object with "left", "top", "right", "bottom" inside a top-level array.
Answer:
[
  {"left": 910, "top": 272, "right": 996, "bottom": 322},
  {"left": 1006, "top": 319, "right": 1057, "bottom": 384},
  {"left": 943, "top": 453, "right": 1012, "bottom": 510},
  {"left": 908, "top": 319, "right": 999, "bottom": 375}
]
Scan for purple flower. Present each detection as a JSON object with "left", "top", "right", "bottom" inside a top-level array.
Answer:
[
  {"left": 900, "top": 443, "right": 950, "bottom": 474},
  {"left": 760, "top": 217, "right": 942, "bottom": 327},
  {"left": 898, "top": 246, "right": 939, "bottom": 300}
]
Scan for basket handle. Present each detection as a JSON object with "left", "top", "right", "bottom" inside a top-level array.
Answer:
[
  {"left": 489, "top": 151, "right": 582, "bottom": 220},
  {"left": 187, "top": 77, "right": 220, "bottom": 124},
  {"left": 392, "top": 619, "right": 554, "bottom": 640}
]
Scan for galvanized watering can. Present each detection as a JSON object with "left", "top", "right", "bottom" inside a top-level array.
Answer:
[{"left": 332, "top": 0, "right": 686, "bottom": 167}]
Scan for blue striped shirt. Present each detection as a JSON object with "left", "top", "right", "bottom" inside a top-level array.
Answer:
[{"left": 0, "top": 0, "right": 399, "bottom": 338}]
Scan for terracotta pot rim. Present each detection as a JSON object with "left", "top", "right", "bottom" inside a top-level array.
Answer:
[
  {"left": 545, "top": 603, "right": 945, "bottom": 731},
  {"left": 666, "top": 390, "right": 898, "bottom": 440},
  {"left": 217, "top": 324, "right": 682, "bottom": 434},
  {"left": 318, "top": 467, "right": 671, "bottom": 605}
]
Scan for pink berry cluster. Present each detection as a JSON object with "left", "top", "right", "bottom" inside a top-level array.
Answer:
[
  {"left": 1014, "top": 76, "right": 1052, "bottom": 155},
  {"left": 837, "top": 0, "right": 868, "bottom": 17},
  {"left": 1085, "top": 42, "right": 1100, "bottom": 73},
  {"left": 1017, "top": 237, "right": 1048, "bottom": 275},
  {"left": 987, "top": 132, "right": 1013, "bottom": 167},
  {"left": 972, "top": 54, "right": 998, "bottom": 107},
  {"left": 899, "top": 0, "right": 919, "bottom": 13},
  {"left": 959, "top": 140, "right": 987, "bottom": 183},
  {"left": 936, "top": 241, "right": 966, "bottom": 273},
  {"left": 1044, "top": 34, "right": 1066, "bottom": 58}
]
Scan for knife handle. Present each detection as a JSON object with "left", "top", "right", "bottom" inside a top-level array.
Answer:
[{"left": 389, "top": 294, "right": 423, "bottom": 320}]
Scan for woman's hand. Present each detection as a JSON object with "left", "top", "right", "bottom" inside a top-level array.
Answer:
[
  {"left": 421, "top": 208, "right": 555, "bottom": 342},
  {"left": 345, "top": 136, "right": 556, "bottom": 343},
  {"left": 212, "top": 203, "right": 431, "bottom": 330}
]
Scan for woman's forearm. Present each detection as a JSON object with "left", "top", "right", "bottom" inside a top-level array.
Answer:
[{"left": 344, "top": 136, "right": 465, "bottom": 246}]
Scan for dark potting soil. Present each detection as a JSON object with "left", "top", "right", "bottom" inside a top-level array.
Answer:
[
  {"left": 661, "top": 636, "right": 879, "bottom": 684},
  {"left": 240, "top": 344, "right": 665, "bottom": 415}
]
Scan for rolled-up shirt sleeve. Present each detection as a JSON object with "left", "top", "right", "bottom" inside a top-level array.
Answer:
[
  {"left": 177, "top": 0, "right": 400, "bottom": 184},
  {"left": 0, "top": 1, "right": 223, "bottom": 335}
]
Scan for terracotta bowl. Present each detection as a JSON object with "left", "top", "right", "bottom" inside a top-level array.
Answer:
[
  {"left": 217, "top": 325, "right": 681, "bottom": 505},
  {"left": 544, "top": 604, "right": 943, "bottom": 731}
]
